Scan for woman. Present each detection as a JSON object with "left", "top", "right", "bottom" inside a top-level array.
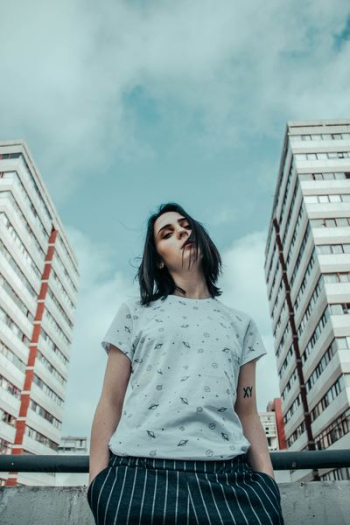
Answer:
[{"left": 87, "top": 202, "right": 284, "bottom": 524}]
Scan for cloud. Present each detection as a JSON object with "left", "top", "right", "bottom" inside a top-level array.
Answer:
[
  {"left": 61, "top": 225, "right": 139, "bottom": 435},
  {"left": 1, "top": 0, "right": 350, "bottom": 201},
  {"left": 220, "top": 230, "right": 269, "bottom": 324},
  {"left": 210, "top": 207, "right": 241, "bottom": 226}
]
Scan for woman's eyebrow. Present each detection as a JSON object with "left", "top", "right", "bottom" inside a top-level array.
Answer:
[{"left": 157, "top": 217, "right": 187, "bottom": 235}]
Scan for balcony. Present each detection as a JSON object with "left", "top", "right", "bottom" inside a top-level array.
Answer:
[{"left": 0, "top": 450, "right": 349, "bottom": 524}]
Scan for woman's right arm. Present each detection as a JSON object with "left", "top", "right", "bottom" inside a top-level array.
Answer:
[{"left": 89, "top": 344, "right": 132, "bottom": 484}]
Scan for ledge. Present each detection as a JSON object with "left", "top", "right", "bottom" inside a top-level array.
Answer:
[{"left": 1, "top": 482, "right": 349, "bottom": 524}]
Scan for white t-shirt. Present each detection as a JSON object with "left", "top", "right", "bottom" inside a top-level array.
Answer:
[{"left": 101, "top": 294, "right": 268, "bottom": 460}]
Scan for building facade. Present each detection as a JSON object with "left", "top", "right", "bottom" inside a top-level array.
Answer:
[
  {"left": 264, "top": 120, "right": 350, "bottom": 481},
  {"left": 0, "top": 140, "right": 79, "bottom": 486}
]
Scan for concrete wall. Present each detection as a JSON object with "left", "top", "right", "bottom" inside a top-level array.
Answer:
[{"left": 0, "top": 482, "right": 349, "bottom": 524}]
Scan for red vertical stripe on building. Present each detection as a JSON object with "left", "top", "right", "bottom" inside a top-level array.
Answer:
[{"left": 7, "top": 228, "right": 58, "bottom": 486}]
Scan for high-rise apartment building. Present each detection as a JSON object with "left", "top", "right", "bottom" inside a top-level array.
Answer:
[
  {"left": 264, "top": 120, "right": 350, "bottom": 482},
  {"left": 0, "top": 140, "right": 79, "bottom": 486}
]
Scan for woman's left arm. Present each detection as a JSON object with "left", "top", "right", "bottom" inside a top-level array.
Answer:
[{"left": 234, "top": 359, "right": 275, "bottom": 479}]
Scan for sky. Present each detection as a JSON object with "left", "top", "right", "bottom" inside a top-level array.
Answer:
[{"left": 1, "top": 0, "right": 350, "bottom": 439}]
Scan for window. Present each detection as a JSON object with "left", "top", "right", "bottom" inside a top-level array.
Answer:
[
  {"left": 317, "top": 245, "right": 332, "bottom": 254},
  {"left": 337, "top": 337, "right": 350, "bottom": 349},
  {"left": 299, "top": 174, "right": 311, "bottom": 181},
  {"left": 306, "top": 196, "right": 318, "bottom": 203},
  {"left": 331, "top": 304, "right": 343, "bottom": 314},
  {"left": 324, "top": 274, "right": 338, "bottom": 283}
]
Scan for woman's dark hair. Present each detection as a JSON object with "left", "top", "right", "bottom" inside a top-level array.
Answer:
[{"left": 134, "top": 202, "right": 223, "bottom": 306}]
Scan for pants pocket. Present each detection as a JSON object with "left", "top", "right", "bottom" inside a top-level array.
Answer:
[
  {"left": 253, "top": 470, "right": 281, "bottom": 499},
  {"left": 243, "top": 461, "right": 280, "bottom": 496},
  {"left": 87, "top": 450, "right": 115, "bottom": 500},
  {"left": 87, "top": 465, "right": 111, "bottom": 502},
  {"left": 254, "top": 471, "right": 276, "bottom": 484}
]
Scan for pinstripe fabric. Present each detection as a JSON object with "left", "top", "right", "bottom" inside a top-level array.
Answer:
[{"left": 87, "top": 451, "right": 284, "bottom": 525}]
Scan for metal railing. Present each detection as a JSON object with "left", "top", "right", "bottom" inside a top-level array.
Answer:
[{"left": 1, "top": 449, "right": 350, "bottom": 473}]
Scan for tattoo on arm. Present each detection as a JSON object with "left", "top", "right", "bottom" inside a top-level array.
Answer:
[{"left": 243, "top": 386, "right": 253, "bottom": 398}]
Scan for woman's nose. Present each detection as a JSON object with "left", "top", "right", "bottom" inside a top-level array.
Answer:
[{"left": 178, "top": 228, "right": 189, "bottom": 238}]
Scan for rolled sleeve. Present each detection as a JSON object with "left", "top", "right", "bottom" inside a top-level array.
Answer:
[
  {"left": 240, "top": 316, "right": 268, "bottom": 367},
  {"left": 101, "top": 302, "right": 134, "bottom": 362}
]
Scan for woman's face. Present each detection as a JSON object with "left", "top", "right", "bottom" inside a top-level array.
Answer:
[{"left": 153, "top": 211, "right": 201, "bottom": 271}]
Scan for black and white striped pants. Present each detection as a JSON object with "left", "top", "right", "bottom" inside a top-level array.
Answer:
[{"left": 87, "top": 450, "right": 284, "bottom": 524}]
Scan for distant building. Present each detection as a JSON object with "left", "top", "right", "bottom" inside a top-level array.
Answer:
[
  {"left": 265, "top": 398, "right": 287, "bottom": 451},
  {"left": 264, "top": 120, "right": 350, "bottom": 481},
  {"left": 256, "top": 400, "right": 291, "bottom": 483},
  {"left": 56, "top": 436, "right": 89, "bottom": 486},
  {"left": 0, "top": 140, "right": 79, "bottom": 486},
  {"left": 57, "top": 436, "right": 88, "bottom": 455}
]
